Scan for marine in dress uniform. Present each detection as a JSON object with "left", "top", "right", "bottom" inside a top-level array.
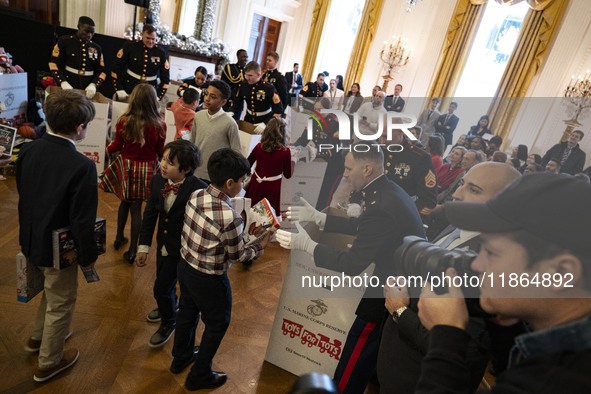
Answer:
[
  {"left": 232, "top": 80, "right": 283, "bottom": 124},
  {"left": 383, "top": 139, "right": 437, "bottom": 216},
  {"left": 177, "top": 66, "right": 208, "bottom": 99},
  {"left": 307, "top": 171, "right": 426, "bottom": 394},
  {"left": 299, "top": 77, "right": 326, "bottom": 110},
  {"left": 48, "top": 16, "right": 106, "bottom": 95},
  {"left": 262, "top": 68, "right": 288, "bottom": 111},
  {"left": 221, "top": 49, "right": 248, "bottom": 111},
  {"left": 111, "top": 25, "right": 170, "bottom": 100}
]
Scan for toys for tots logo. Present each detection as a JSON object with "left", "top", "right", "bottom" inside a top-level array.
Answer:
[{"left": 281, "top": 318, "right": 342, "bottom": 360}]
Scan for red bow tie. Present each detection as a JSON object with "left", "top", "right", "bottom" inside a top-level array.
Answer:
[{"left": 161, "top": 182, "right": 181, "bottom": 197}]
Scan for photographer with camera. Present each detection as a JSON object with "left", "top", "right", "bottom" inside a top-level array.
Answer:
[
  {"left": 276, "top": 144, "right": 425, "bottom": 394},
  {"left": 415, "top": 173, "right": 591, "bottom": 393},
  {"left": 377, "top": 162, "right": 521, "bottom": 393}
]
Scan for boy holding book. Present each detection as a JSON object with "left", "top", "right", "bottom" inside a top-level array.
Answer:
[
  {"left": 17, "top": 89, "right": 97, "bottom": 382},
  {"left": 171, "top": 148, "right": 270, "bottom": 390},
  {"left": 135, "top": 139, "right": 207, "bottom": 347}
]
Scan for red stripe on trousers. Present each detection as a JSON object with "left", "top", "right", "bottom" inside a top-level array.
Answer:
[{"left": 337, "top": 321, "right": 377, "bottom": 393}]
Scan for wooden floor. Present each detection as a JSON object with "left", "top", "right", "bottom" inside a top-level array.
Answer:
[
  {"left": 0, "top": 172, "right": 383, "bottom": 394},
  {"left": 0, "top": 174, "right": 300, "bottom": 394}
]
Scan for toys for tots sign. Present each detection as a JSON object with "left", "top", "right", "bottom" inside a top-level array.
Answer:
[{"left": 281, "top": 317, "right": 342, "bottom": 360}]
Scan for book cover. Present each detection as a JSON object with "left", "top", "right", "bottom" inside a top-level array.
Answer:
[
  {"left": 52, "top": 218, "right": 106, "bottom": 270},
  {"left": 16, "top": 252, "right": 44, "bottom": 303},
  {"left": 0, "top": 123, "right": 17, "bottom": 159},
  {"left": 80, "top": 265, "right": 100, "bottom": 283},
  {"left": 244, "top": 198, "right": 281, "bottom": 245}
]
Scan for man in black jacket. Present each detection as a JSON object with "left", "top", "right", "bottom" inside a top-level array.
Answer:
[
  {"left": 416, "top": 173, "right": 591, "bottom": 393},
  {"left": 434, "top": 101, "right": 460, "bottom": 148},
  {"left": 541, "top": 129, "right": 586, "bottom": 175},
  {"left": 285, "top": 63, "right": 303, "bottom": 106}
]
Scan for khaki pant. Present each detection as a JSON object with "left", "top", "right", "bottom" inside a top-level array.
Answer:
[{"left": 32, "top": 264, "right": 78, "bottom": 369}]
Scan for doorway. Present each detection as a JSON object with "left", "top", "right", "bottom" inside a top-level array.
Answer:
[{"left": 248, "top": 13, "right": 282, "bottom": 66}]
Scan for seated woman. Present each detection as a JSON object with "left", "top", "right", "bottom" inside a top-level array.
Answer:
[
  {"left": 510, "top": 144, "right": 529, "bottom": 167},
  {"left": 437, "top": 146, "right": 466, "bottom": 193},
  {"left": 518, "top": 153, "right": 542, "bottom": 174},
  {"left": 427, "top": 135, "right": 445, "bottom": 173},
  {"left": 467, "top": 115, "right": 492, "bottom": 138},
  {"left": 177, "top": 66, "right": 209, "bottom": 110},
  {"left": 485, "top": 135, "right": 503, "bottom": 159},
  {"left": 341, "top": 83, "right": 363, "bottom": 116},
  {"left": 450, "top": 134, "right": 469, "bottom": 151},
  {"left": 469, "top": 135, "right": 487, "bottom": 153}
]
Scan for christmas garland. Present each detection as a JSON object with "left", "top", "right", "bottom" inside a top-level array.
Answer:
[{"left": 124, "top": 0, "right": 229, "bottom": 63}]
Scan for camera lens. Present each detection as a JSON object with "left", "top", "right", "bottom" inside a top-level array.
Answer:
[{"left": 394, "top": 236, "right": 479, "bottom": 294}]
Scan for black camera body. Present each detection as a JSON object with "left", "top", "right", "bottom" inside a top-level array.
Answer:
[{"left": 393, "top": 236, "right": 490, "bottom": 317}]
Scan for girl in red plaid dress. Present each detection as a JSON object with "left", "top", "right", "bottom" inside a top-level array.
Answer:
[{"left": 102, "top": 84, "right": 165, "bottom": 263}]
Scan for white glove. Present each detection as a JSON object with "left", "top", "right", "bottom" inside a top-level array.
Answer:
[
  {"left": 85, "top": 83, "right": 96, "bottom": 99},
  {"left": 306, "top": 141, "right": 317, "bottom": 162},
  {"left": 286, "top": 197, "right": 326, "bottom": 228},
  {"left": 60, "top": 81, "right": 73, "bottom": 90},
  {"left": 347, "top": 203, "right": 362, "bottom": 218},
  {"left": 276, "top": 222, "right": 318, "bottom": 255},
  {"left": 254, "top": 123, "right": 266, "bottom": 134},
  {"left": 116, "top": 90, "right": 129, "bottom": 101}
]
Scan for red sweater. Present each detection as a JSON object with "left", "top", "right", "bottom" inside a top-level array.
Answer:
[
  {"left": 108, "top": 119, "right": 165, "bottom": 162},
  {"left": 436, "top": 163, "right": 464, "bottom": 192}
]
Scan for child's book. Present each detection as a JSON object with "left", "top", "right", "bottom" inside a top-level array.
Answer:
[
  {"left": 243, "top": 198, "right": 281, "bottom": 245},
  {"left": 16, "top": 252, "right": 44, "bottom": 303},
  {"left": 52, "top": 218, "right": 106, "bottom": 270},
  {"left": 0, "top": 123, "right": 17, "bottom": 159}
]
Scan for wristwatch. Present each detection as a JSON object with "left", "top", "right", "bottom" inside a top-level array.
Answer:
[{"left": 392, "top": 306, "right": 408, "bottom": 323}]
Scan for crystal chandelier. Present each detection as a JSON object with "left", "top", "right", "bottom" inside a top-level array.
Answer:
[
  {"left": 380, "top": 36, "right": 412, "bottom": 91},
  {"left": 406, "top": 0, "right": 422, "bottom": 12},
  {"left": 564, "top": 71, "right": 591, "bottom": 123}
]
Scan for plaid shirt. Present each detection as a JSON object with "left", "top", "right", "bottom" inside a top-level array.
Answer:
[{"left": 181, "top": 184, "right": 263, "bottom": 275}]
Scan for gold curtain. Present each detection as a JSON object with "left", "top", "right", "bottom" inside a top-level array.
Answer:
[
  {"left": 343, "top": 0, "right": 385, "bottom": 93},
  {"left": 488, "top": 0, "right": 569, "bottom": 141},
  {"left": 302, "top": 0, "right": 332, "bottom": 84},
  {"left": 427, "top": 0, "right": 488, "bottom": 109}
]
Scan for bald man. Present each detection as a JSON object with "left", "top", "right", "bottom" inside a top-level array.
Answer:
[{"left": 356, "top": 91, "right": 387, "bottom": 137}]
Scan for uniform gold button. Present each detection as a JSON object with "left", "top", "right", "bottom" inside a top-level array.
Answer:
[{"left": 164, "top": 230, "right": 168, "bottom": 234}]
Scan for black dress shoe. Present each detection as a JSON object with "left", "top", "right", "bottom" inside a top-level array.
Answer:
[
  {"left": 185, "top": 371, "right": 227, "bottom": 391},
  {"left": 113, "top": 237, "right": 128, "bottom": 250},
  {"left": 123, "top": 251, "right": 136, "bottom": 264},
  {"left": 170, "top": 346, "right": 199, "bottom": 374}
]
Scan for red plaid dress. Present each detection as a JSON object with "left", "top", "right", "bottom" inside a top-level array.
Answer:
[{"left": 100, "top": 119, "right": 165, "bottom": 201}]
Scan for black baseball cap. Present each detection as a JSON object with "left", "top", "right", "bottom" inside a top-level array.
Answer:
[{"left": 445, "top": 173, "right": 591, "bottom": 256}]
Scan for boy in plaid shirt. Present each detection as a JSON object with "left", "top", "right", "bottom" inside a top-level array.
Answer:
[{"left": 171, "top": 148, "right": 270, "bottom": 390}]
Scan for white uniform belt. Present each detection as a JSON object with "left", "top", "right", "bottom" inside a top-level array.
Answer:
[
  {"left": 65, "top": 66, "right": 93, "bottom": 76},
  {"left": 246, "top": 108, "right": 271, "bottom": 117},
  {"left": 127, "top": 69, "right": 157, "bottom": 81},
  {"left": 254, "top": 170, "right": 282, "bottom": 183}
]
